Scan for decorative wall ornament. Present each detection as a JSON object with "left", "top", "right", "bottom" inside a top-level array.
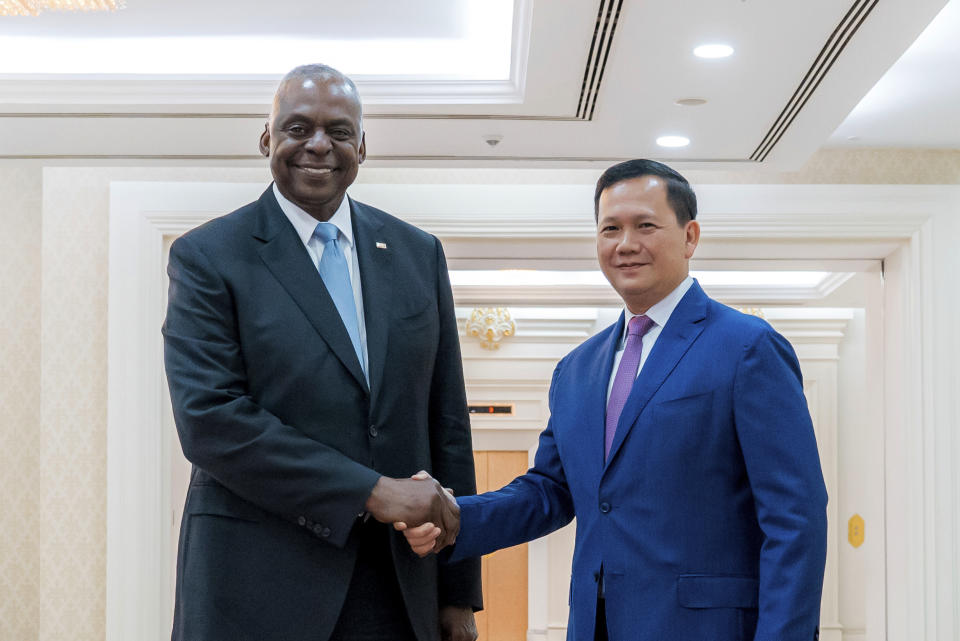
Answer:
[
  {"left": 738, "top": 307, "right": 766, "bottom": 319},
  {"left": 465, "top": 307, "right": 517, "bottom": 350},
  {"left": 848, "top": 514, "right": 865, "bottom": 548},
  {"left": 0, "top": 0, "right": 123, "bottom": 16}
]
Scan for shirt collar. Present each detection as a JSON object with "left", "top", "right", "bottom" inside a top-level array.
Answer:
[
  {"left": 272, "top": 183, "right": 354, "bottom": 249},
  {"left": 622, "top": 275, "right": 694, "bottom": 340}
]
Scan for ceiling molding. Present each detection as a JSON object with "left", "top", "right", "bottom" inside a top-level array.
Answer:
[
  {"left": 0, "top": 76, "right": 527, "bottom": 107},
  {"left": 0, "top": 153, "right": 750, "bottom": 163},
  {"left": 0, "top": 0, "right": 612, "bottom": 122},
  {"left": 121, "top": 182, "right": 932, "bottom": 243},
  {"left": 451, "top": 280, "right": 858, "bottom": 308},
  {"left": 697, "top": 212, "right": 928, "bottom": 239},
  {"left": 762, "top": 309, "right": 854, "bottom": 347},
  {"left": 0, "top": 111, "right": 583, "bottom": 122},
  {"left": 0, "top": 154, "right": 266, "bottom": 160},
  {"left": 817, "top": 271, "right": 857, "bottom": 297},
  {"left": 0, "top": 2, "right": 534, "bottom": 107},
  {"left": 389, "top": 211, "right": 928, "bottom": 239},
  {"left": 460, "top": 380, "right": 551, "bottom": 392}
]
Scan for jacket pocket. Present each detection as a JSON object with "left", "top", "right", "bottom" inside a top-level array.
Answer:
[
  {"left": 654, "top": 388, "right": 714, "bottom": 408},
  {"left": 676, "top": 574, "right": 759, "bottom": 609},
  {"left": 186, "top": 483, "right": 265, "bottom": 523}
]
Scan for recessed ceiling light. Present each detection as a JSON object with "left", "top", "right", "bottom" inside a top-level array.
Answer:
[
  {"left": 656, "top": 135, "right": 690, "bottom": 148},
  {"left": 694, "top": 44, "right": 734, "bottom": 59},
  {"left": 675, "top": 98, "right": 707, "bottom": 107}
]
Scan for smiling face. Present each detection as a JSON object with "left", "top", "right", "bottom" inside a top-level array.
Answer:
[
  {"left": 596, "top": 175, "right": 700, "bottom": 314},
  {"left": 259, "top": 74, "right": 366, "bottom": 221}
]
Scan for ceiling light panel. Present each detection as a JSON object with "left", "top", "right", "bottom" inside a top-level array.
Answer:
[
  {"left": 693, "top": 43, "right": 734, "bottom": 59},
  {"left": 0, "top": 0, "right": 515, "bottom": 76},
  {"left": 656, "top": 135, "right": 691, "bottom": 148}
]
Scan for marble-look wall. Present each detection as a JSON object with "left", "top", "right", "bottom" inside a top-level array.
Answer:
[{"left": 0, "top": 164, "right": 42, "bottom": 641}]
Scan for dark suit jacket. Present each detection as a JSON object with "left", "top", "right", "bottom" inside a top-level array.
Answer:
[
  {"left": 450, "top": 281, "right": 827, "bottom": 641},
  {"left": 163, "top": 187, "right": 481, "bottom": 641}
]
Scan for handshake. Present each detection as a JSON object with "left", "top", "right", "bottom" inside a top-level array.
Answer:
[{"left": 364, "top": 470, "right": 458, "bottom": 557}]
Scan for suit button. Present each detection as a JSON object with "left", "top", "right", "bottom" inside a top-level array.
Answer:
[
  {"left": 321, "top": 527, "right": 331, "bottom": 538},
  {"left": 599, "top": 502, "right": 611, "bottom": 514},
  {"left": 297, "top": 516, "right": 306, "bottom": 526},
  {"left": 313, "top": 524, "right": 323, "bottom": 535},
  {"left": 368, "top": 425, "right": 378, "bottom": 438}
]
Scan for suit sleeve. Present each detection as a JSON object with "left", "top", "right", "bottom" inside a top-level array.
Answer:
[
  {"left": 163, "top": 234, "right": 381, "bottom": 549},
  {"left": 448, "top": 361, "right": 576, "bottom": 562},
  {"left": 425, "top": 238, "right": 484, "bottom": 610},
  {"left": 733, "top": 325, "right": 828, "bottom": 641}
]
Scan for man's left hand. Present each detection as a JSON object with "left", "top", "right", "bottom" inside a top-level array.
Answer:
[
  {"left": 394, "top": 470, "right": 458, "bottom": 555},
  {"left": 439, "top": 605, "right": 477, "bottom": 641}
]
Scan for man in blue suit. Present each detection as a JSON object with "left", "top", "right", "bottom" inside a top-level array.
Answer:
[{"left": 400, "top": 160, "right": 827, "bottom": 641}]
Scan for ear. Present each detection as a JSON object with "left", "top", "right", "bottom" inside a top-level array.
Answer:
[
  {"left": 358, "top": 131, "right": 367, "bottom": 165},
  {"left": 258, "top": 123, "right": 270, "bottom": 157},
  {"left": 683, "top": 220, "right": 700, "bottom": 258}
]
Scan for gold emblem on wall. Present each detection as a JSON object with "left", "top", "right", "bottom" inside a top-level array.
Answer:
[
  {"left": 848, "top": 514, "right": 865, "bottom": 548},
  {"left": 465, "top": 307, "right": 517, "bottom": 350},
  {"left": 738, "top": 307, "right": 766, "bottom": 319}
]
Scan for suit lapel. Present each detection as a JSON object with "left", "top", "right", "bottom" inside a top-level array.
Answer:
[
  {"left": 590, "top": 313, "right": 626, "bottom": 468},
  {"left": 604, "top": 282, "right": 708, "bottom": 468},
  {"left": 351, "top": 199, "right": 391, "bottom": 408},
  {"left": 252, "top": 188, "right": 368, "bottom": 392}
]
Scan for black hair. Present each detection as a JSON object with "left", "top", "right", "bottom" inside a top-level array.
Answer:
[{"left": 594, "top": 159, "right": 697, "bottom": 224}]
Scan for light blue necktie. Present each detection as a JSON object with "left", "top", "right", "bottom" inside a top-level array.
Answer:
[{"left": 313, "top": 222, "right": 364, "bottom": 372}]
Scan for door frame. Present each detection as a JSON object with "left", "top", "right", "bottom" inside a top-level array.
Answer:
[{"left": 106, "top": 181, "right": 956, "bottom": 641}]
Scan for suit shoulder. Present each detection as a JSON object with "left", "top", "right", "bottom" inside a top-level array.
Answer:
[
  {"left": 352, "top": 199, "right": 437, "bottom": 246},
  {"left": 557, "top": 319, "right": 618, "bottom": 368},
  {"left": 173, "top": 200, "right": 258, "bottom": 252},
  {"left": 705, "top": 298, "right": 787, "bottom": 348},
  {"left": 708, "top": 298, "right": 770, "bottom": 330}
]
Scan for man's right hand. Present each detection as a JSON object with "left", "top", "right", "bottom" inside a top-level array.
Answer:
[{"left": 365, "top": 471, "right": 459, "bottom": 549}]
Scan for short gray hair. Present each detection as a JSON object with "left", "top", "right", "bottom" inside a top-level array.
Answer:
[{"left": 270, "top": 63, "right": 363, "bottom": 130}]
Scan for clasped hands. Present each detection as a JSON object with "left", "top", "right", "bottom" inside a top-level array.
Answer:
[{"left": 364, "top": 470, "right": 455, "bottom": 556}]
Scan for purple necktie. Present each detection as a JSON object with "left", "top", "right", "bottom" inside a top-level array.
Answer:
[{"left": 605, "top": 314, "right": 655, "bottom": 460}]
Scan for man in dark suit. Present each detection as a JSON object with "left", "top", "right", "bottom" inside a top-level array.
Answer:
[
  {"left": 400, "top": 160, "right": 827, "bottom": 641},
  {"left": 163, "top": 64, "right": 480, "bottom": 641}
]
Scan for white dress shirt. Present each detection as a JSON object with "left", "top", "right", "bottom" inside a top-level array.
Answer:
[
  {"left": 273, "top": 184, "right": 369, "bottom": 375},
  {"left": 605, "top": 276, "right": 694, "bottom": 403}
]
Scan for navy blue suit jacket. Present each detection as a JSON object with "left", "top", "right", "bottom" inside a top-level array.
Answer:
[
  {"left": 451, "top": 281, "right": 826, "bottom": 641},
  {"left": 163, "top": 187, "right": 481, "bottom": 641}
]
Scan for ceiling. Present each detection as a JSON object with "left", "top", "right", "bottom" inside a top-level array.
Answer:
[
  {"left": 828, "top": 0, "right": 960, "bottom": 148},
  {"left": 0, "top": 0, "right": 955, "bottom": 167}
]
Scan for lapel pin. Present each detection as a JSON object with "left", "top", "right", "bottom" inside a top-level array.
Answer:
[{"left": 376, "top": 242, "right": 387, "bottom": 249}]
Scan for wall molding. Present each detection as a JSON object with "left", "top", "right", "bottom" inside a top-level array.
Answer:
[
  {"left": 451, "top": 278, "right": 856, "bottom": 307},
  {"left": 346, "top": 183, "right": 942, "bottom": 240},
  {"left": 106, "top": 180, "right": 959, "bottom": 641}
]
